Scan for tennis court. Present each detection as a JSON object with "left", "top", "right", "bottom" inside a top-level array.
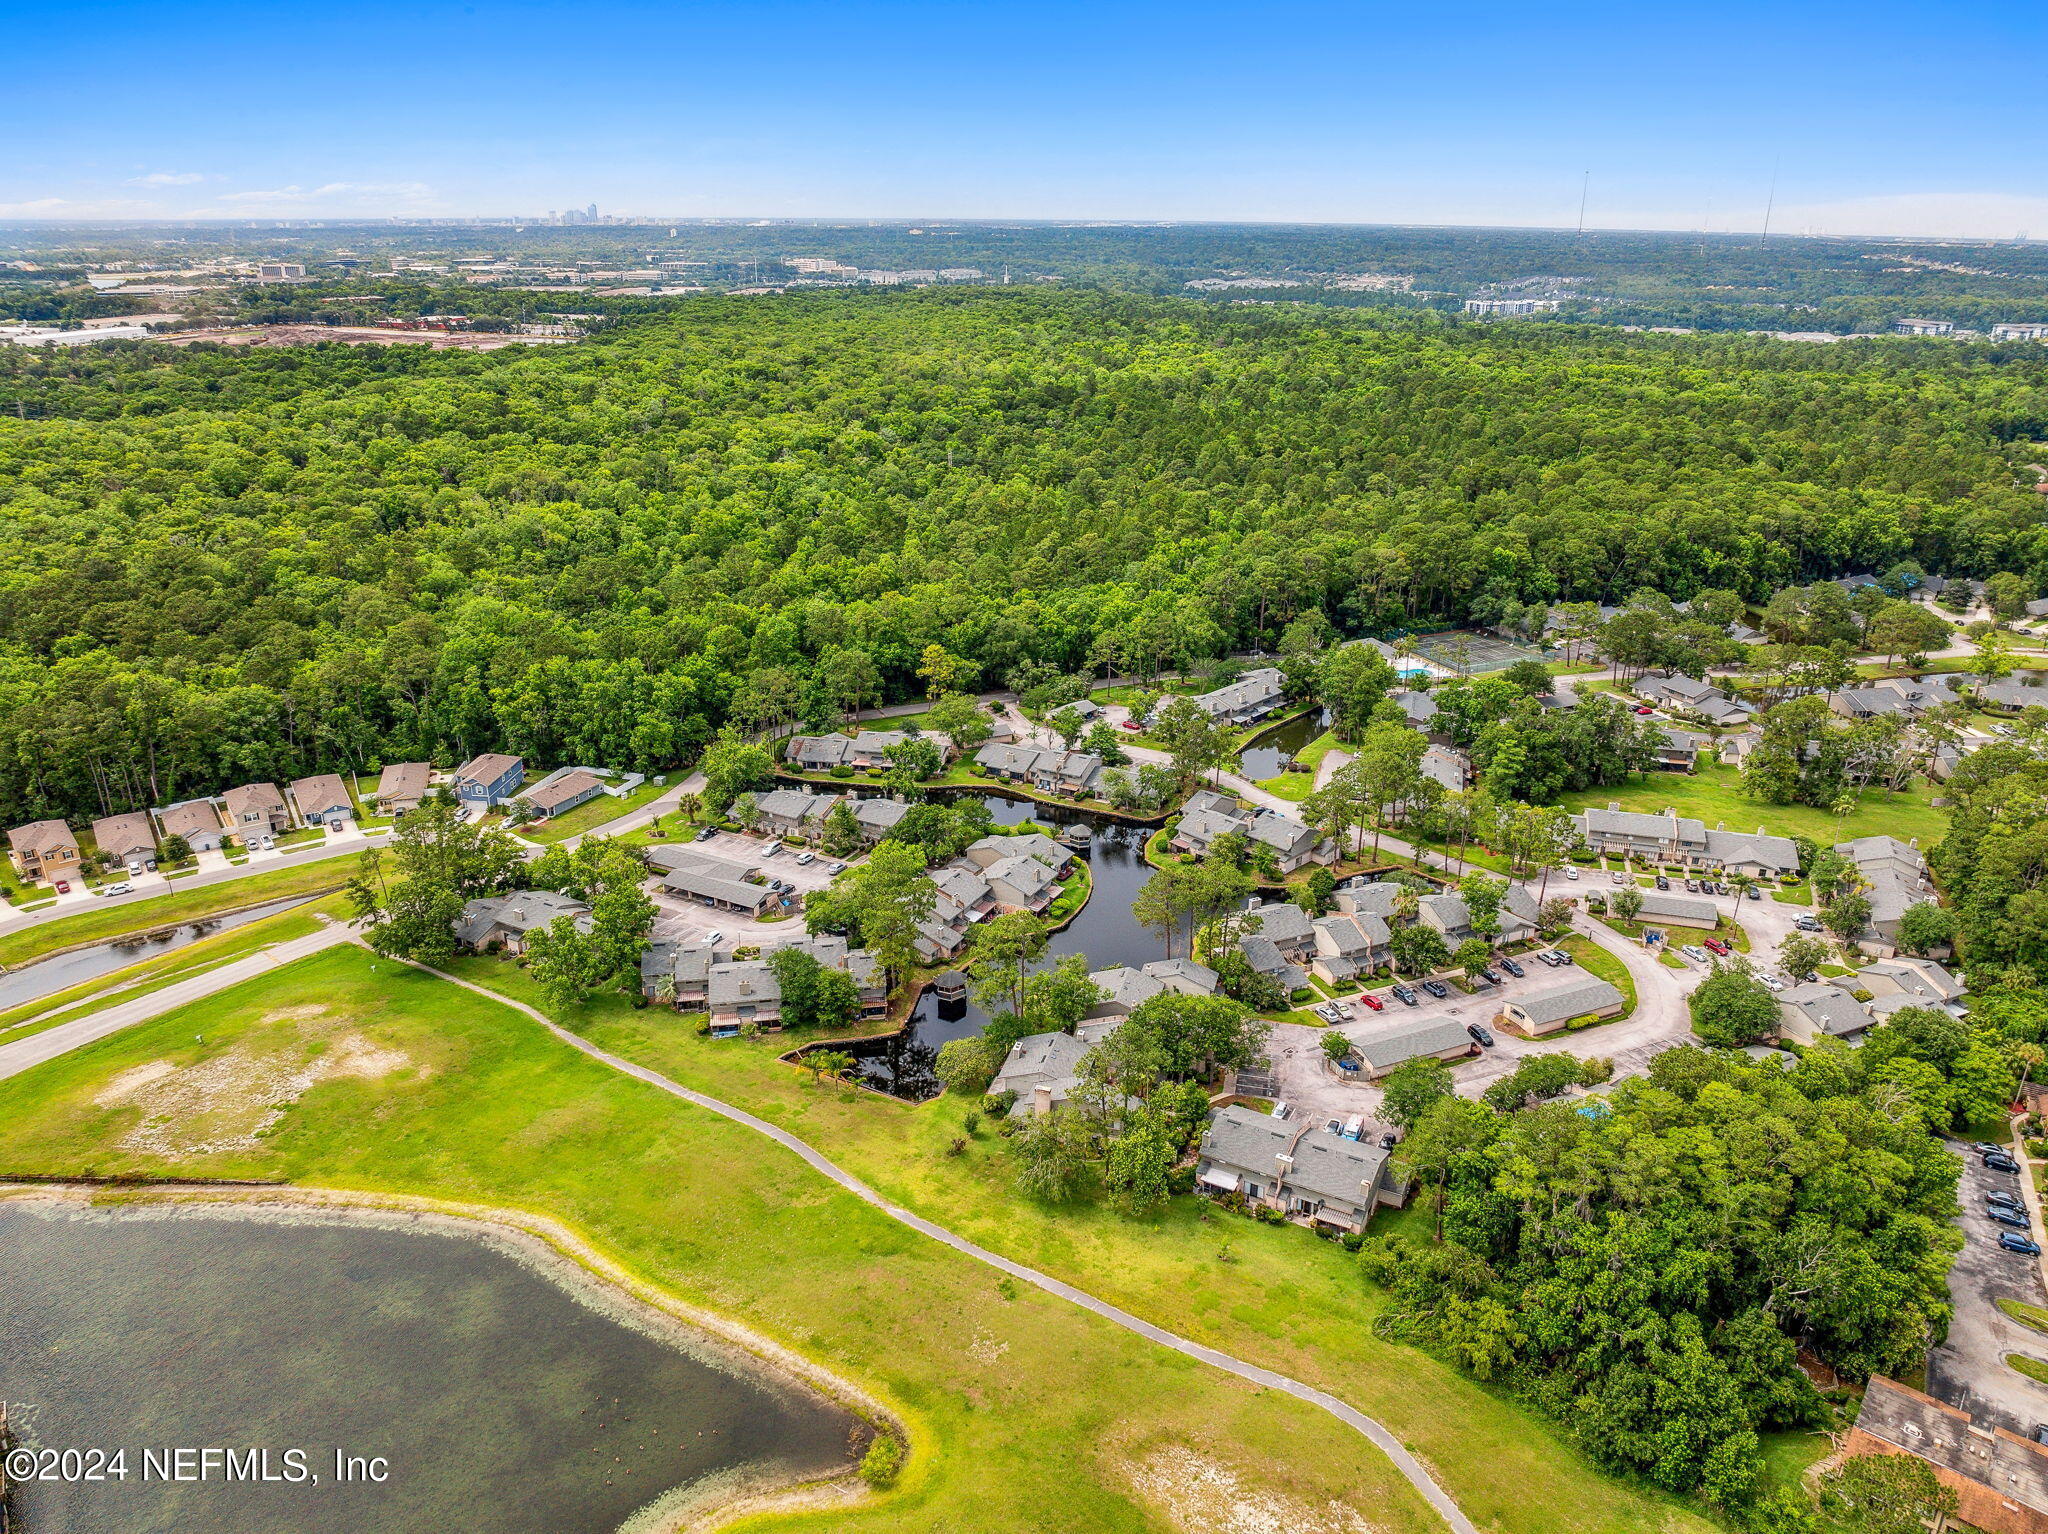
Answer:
[{"left": 1407, "top": 630, "right": 1543, "bottom": 675}]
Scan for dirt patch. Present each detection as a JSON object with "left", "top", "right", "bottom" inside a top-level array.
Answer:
[
  {"left": 1123, "top": 1444, "right": 1384, "bottom": 1534},
  {"left": 106, "top": 1009, "right": 418, "bottom": 1157}
]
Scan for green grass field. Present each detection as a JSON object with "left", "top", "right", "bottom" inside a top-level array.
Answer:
[
  {"left": 520, "top": 777, "right": 672, "bottom": 844},
  {"left": 1556, "top": 763, "right": 1948, "bottom": 848},
  {"left": 0, "top": 947, "right": 1722, "bottom": 1534},
  {"left": 1555, "top": 935, "right": 1638, "bottom": 1018},
  {"left": 0, "top": 859, "right": 357, "bottom": 967}
]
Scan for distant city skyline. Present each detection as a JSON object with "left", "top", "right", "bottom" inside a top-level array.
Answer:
[{"left": 7, "top": 0, "right": 2046, "bottom": 241}]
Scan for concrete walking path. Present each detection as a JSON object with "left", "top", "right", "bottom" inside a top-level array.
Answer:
[
  {"left": 0, "top": 925, "right": 352, "bottom": 1082},
  {"left": 389, "top": 949, "right": 1479, "bottom": 1534}
]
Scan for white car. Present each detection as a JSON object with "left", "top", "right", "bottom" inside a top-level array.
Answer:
[
  {"left": 828, "top": 861, "right": 847, "bottom": 874},
  {"left": 103, "top": 881, "right": 133, "bottom": 896},
  {"left": 1564, "top": 867, "right": 1580, "bottom": 881},
  {"left": 795, "top": 851, "right": 815, "bottom": 865},
  {"left": 1681, "top": 945, "right": 1711, "bottom": 963},
  {"left": 1759, "top": 975, "right": 1785, "bottom": 991}
]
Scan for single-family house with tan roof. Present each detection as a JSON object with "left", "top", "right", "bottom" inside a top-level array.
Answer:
[
  {"left": 8, "top": 819, "right": 79, "bottom": 882},
  {"left": 374, "top": 762, "right": 434, "bottom": 815},
  {"left": 91, "top": 811, "right": 157, "bottom": 870},
  {"left": 289, "top": 773, "right": 355, "bottom": 827},
  {"left": 222, "top": 782, "right": 291, "bottom": 840},
  {"left": 156, "top": 798, "right": 227, "bottom": 852}
]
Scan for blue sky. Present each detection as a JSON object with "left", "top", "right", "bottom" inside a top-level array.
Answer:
[{"left": 6, "top": 0, "right": 2045, "bottom": 237}]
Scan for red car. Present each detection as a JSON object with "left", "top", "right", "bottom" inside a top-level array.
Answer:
[
  {"left": 1633, "top": 705, "right": 1655, "bottom": 715},
  {"left": 54, "top": 880, "right": 70, "bottom": 893},
  {"left": 1119, "top": 720, "right": 1142, "bottom": 732},
  {"left": 1703, "top": 937, "right": 1730, "bottom": 956},
  {"left": 1359, "top": 993, "right": 1385, "bottom": 1011}
]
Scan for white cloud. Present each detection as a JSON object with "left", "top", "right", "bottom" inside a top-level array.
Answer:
[
  {"left": 216, "top": 180, "right": 436, "bottom": 209},
  {"left": 0, "top": 196, "right": 162, "bottom": 218},
  {"left": 125, "top": 171, "right": 206, "bottom": 187}
]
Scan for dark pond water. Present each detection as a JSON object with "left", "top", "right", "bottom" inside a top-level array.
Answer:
[
  {"left": 841, "top": 792, "right": 1165, "bottom": 1100},
  {"left": 0, "top": 898, "right": 314, "bottom": 1013},
  {"left": 0, "top": 1203, "right": 855, "bottom": 1534},
  {"left": 1236, "top": 710, "right": 1325, "bottom": 783}
]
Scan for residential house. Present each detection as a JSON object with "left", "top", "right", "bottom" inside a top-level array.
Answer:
[
  {"left": 1499, "top": 976, "right": 1625, "bottom": 1037},
  {"left": 1574, "top": 805, "right": 1799, "bottom": 877},
  {"left": 851, "top": 797, "right": 911, "bottom": 844},
  {"left": 1244, "top": 901, "right": 1315, "bottom": 959},
  {"left": 980, "top": 852, "right": 1062, "bottom": 913},
  {"left": 1828, "top": 686, "right": 1917, "bottom": 722},
  {"left": 660, "top": 863, "right": 777, "bottom": 915},
  {"left": 753, "top": 788, "right": 841, "bottom": 841},
  {"left": 962, "top": 832, "right": 1073, "bottom": 877},
  {"left": 374, "top": 762, "right": 434, "bottom": 815},
  {"left": 1633, "top": 888, "right": 1720, "bottom": 928},
  {"left": 1308, "top": 911, "right": 1391, "bottom": 985},
  {"left": 1244, "top": 807, "right": 1337, "bottom": 872},
  {"left": 1168, "top": 789, "right": 1254, "bottom": 857},
  {"left": 1977, "top": 679, "right": 2048, "bottom": 714},
  {"left": 645, "top": 845, "right": 758, "bottom": 882},
  {"left": 1776, "top": 981, "right": 1874, "bottom": 1045},
  {"left": 846, "top": 729, "right": 951, "bottom": 769},
  {"left": 1333, "top": 879, "right": 1409, "bottom": 923},
  {"left": 972, "top": 743, "right": 1102, "bottom": 798},
  {"left": 991, "top": 1031, "right": 1093, "bottom": 1115},
  {"left": 90, "top": 811, "right": 157, "bottom": 870},
  {"left": 1834, "top": 834, "right": 1936, "bottom": 955},
  {"left": 1853, "top": 956, "right": 1966, "bottom": 1013},
  {"left": 1083, "top": 958, "right": 1222, "bottom": 1018},
  {"left": 1353, "top": 1016, "right": 1478, "bottom": 1077},
  {"left": 453, "top": 752, "right": 524, "bottom": 806},
  {"left": 703, "top": 935, "right": 887, "bottom": 1034},
  {"left": 1390, "top": 689, "right": 1440, "bottom": 730},
  {"left": 1418, "top": 745, "right": 1470, "bottom": 795},
  {"left": 1845, "top": 1375, "right": 2048, "bottom": 1534},
  {"left": 518, "top": 769, "right": 606, "bottom": 821},
  {"left": 454, "top": 890, "right": 591, "bottom": 954},
  {"left": 1190, "top": 666, "right": 1287, "bottom": 725},
  {"left": 289, "top": 773, "right": 355, "bottom": 827},
  {"left": 222, "top": 782, "right": 291, "bottom": 841},
  {"left": 1633, "top": 673, "right": 1753, "bottom": 727},
  {"left": 1417, "top": 891, "right": 1476, "bottom": 946},
  {"left": 913, "top": 916, "right": 970, "bottom": 964},
  {"left": 1654, "top": 728, "right": 1710, "bottom": 772},
  {"left": 785, "top": 733, "right": 854, "bottom": 771},
  {"left": 7, "top": 819, "right": 79, "bottom": 883},
  {"left": 1195, "top": 1106, "right": 1401, "bottom": 1233},
  {"left": 640, "top": 934, "right": 726, "bottom": 1010},
  {"left": 156, "top": 798, "right": 226, "bottom": 853}
]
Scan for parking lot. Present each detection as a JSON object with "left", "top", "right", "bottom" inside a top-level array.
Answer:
[
  {"left": 646, "top": 829, "right": 857, "bottom": 945},
  {"left": 1925, "top": 1139, "right": 2048, "bottom": 1436}
]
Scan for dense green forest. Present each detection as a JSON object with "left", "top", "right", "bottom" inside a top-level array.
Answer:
[{"left": 2, "top": 287, "right": 2045, "bottom": 825}]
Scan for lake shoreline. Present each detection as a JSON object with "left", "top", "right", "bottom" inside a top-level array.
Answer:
[{"left": 0, "top": 1182, "right": 901, "bottom": 1534}]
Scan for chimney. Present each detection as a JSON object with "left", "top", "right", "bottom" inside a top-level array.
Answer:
[
  {"left": 1274, "top": 1153, "right": 1294, "bottom": 1179},
  {"left": 1608, "top": 801, "right": 1620, "bottom": 812},
  {"left": 1032, "top": 1085, "right": 1054, "bottom": 1116}
]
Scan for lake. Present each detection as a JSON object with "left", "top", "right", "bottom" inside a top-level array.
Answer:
[
  {"left": 842, "top": 792, "right": 1165, "bottom": 1098},
  {"left": 1235, "top": 709, "right": 1325, "bottom": 784},
  {"left": 0, "top": 1201, "right": 857, "bottom": 1534}
]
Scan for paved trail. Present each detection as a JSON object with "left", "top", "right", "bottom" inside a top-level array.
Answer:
[
  {"left": 0, "top": 925, "right": 351, "bottom": 1081},
  {"left": 390, "top": 949, "right": 1480, "bottom": 1534}
]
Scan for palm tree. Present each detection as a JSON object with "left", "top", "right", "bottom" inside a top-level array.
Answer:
[
  {"left": 677, "top": 791, "right": 703, "bottom": 823},
  {"left": 1726, "top": 871, "right": 1756, "bottom": 923},
  {"left": 804, "top": 1048, "right": 856, "bottom": 1086}
]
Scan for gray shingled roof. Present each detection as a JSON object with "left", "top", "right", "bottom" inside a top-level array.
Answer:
[
  {"left": 1509, "top": 975, "right": 1624, "bottom": 1026},
  {"left": 1355, "top": 1016, "right": 1472, "bottom": 1072}
]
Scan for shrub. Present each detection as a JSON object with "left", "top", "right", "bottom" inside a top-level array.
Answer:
[
  {"left": 830, "top": 764, "right": 855, "bottom": 779},
  {"left": 1340, "top": 1230, "right": 1367, "bottom": 1253},
  {"left": 961, "top": 1110, "right": 982, "bottom": 1136},
  {"left": 1254, "top": 1205, "right": 1287, "bottom": 1225},
  {"left": 859, "top": 1434, "right": 903, "bottom": 1489}
]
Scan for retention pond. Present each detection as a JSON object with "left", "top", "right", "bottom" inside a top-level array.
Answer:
[{"left": 0, "top": 1200, "right": 858, "bottom": 1533}]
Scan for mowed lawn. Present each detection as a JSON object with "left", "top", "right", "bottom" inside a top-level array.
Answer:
[
  {"left": 0, "top": 946, "right": 1455, "bottom": 1534},
  {"left": 1556, "top": 763, "right": 1948, "bottom": 848}
]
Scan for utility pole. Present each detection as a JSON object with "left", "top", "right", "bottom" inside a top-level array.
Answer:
[
  {"left": 1575, "top": 171, "right": 1590, "bottom": 238},
  {"left": 1758, "top": 160, "right": 1780, "bottom": 248}
]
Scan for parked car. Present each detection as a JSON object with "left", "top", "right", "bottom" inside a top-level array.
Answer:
[
  {"left": 1535, "top": 949, "right": 1563, "bottom": 966},
  {"left": 1681, "top": 945, "right": 1710, "bottom": 962},
  {"left": 1379, "top": 1130, "right": 1401, "bottom": 1150},
  {"left": 1759, "top": 975, "right": 1785, "bottom": 991},
  {"left": 761, "top": 842, "right": 782, "bottom": 857},
  {"left": 2002, "top": 1232, "right": 2043, "bottom": 1256},
  {"left": 1794, "top": 915, "right": 1821, "bottom": 931},
  {"left": 1499, "top": 957, "right": 1525, "bottom": 978},
  {"left": 1746, "top": 886, "right": 1762, "bottom": 900},
  {"left": 795, "top": 851, "right": 815, "bottom": 865},
  {"left": 1314, "top": 1002, "right": 1346, "bottom": 1022},
  {"left": 1271, "top": 1101, "right": 1292, "bottom": 1121},
  {"left": 1609, "top": 870, "right": 1625, "bottom": 885},
  {"left": 1341, "top": 1117, "right": 1364, "bottom": 1141},
  {"left": 126, "top": 860, "right": 150, "bottom": 876},
  {"left": 1654, "top": 876, "right": 1670, "bottom": 891},
  {"left": 1420, "top": 979, "right": 1450, "bottom": 999},
  {"left": 1359, "top": 993, "right": 1384, "bottom": 1011},
  {"left": 694, "top": 826, "right": 716, "bottom": 841},
  {"left": 1553, "top": 948, "right": 1575, "bottom": 966},
  {"left": 828, "top": 861, "right": 847, "bottom": 874},
  {"left": 1119, "top": 720, "right": 1142, "bottom": 732},
  {"left": 1479, "top": 969, "right": 1501, "bottom": 985},
  {"left": 1683, "top": 879, "right": 1700, "bottom": 893},
  {"left": 1987, "top": 1154, "right": 2022, "bottom": 1174},
  {"left": 1974, "top": 1142, "right": 2008, "bottom": 1156},
  {"left": 1988, "top": 1190, "right": 2026, "bottom": 1211},
  {"left": 1632, "top": 704, "right": 1654, "bottom": 715},
  {"left": 103, "top": 881, "right": 132, "bottom": 897},
  {"left": 1703, "top": 937, "right": 1731, "bottom": 956},
  {"left": 1466, "top": 1023, "right": 1495, "bottom": 1047},
  {"left": 1321, "top": 1118, "right": 1344, "bottom": 1136},
  {"left": 53, "top": 880, "right": 69, "bottom": 893},
  {"left": 1390, "top": 985, "right": 1419, "bottom": 1006},
  {"left": 1563, "top": 867, "right": 1579, "bottom": 881},
  {"left": 1990, "top": 1207, "right": 2032, "bottom": 1231}
]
